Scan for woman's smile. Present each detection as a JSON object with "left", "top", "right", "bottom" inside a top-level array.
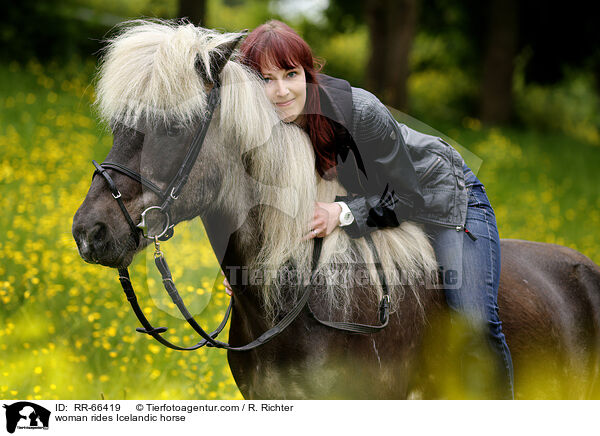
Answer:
[{"left": 276, "top": 98, "right": 295, "bottom": 107}]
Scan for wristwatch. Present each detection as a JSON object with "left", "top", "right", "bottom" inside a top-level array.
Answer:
[{"left": 335, "top": 201, "right": 355, "bottom": 227}]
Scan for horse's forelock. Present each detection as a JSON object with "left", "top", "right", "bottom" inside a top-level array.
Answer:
[{"left": 94, "top": 20, "right": 247, "bottom": 129}]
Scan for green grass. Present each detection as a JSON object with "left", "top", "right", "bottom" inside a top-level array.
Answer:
[
  {"left": 450, "top": 123, "right": 600, "bottom": 260},
  {"left": 0, "top": 59, "right": 599, "bottom": 400},
  {"left": 0, "top": 59, "right": 241, "bottom": 400}
]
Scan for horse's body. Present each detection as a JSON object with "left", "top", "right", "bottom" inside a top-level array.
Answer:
[
  {"left": 498, "top": 240, "right": 600, "bottom": 399},
  {"left": 72, "top": 21, "right": 600, "bottom": 399},
  {"left": 224, "top": 233, "right": 600, "bottom": 399}
]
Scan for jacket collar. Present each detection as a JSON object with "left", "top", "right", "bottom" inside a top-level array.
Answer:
[
  {"left": 316, "top": 74, "right": 367, "bottom": 177},
  {"left": 316, "top": 74, "right": 353, "bottom": 130}
]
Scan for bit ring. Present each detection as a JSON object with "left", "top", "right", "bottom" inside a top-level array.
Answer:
[{"left": 137, "top": 206, "right": 171, "bottom": 240}]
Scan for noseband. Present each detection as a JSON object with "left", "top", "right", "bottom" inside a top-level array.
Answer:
[{"left": 91, "top": 83, "right": 391, "bottom": 352}]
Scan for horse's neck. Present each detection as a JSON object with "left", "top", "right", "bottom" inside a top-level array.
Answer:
[
  {"left": 201, "top": 151, "right": 300, "bottom": 272},
  {"left": 199, "top": 138, "right": 312, "bottom": 329},
  {"left": 201, "top": 204, "right": 260, "bottom": 271},
  {"left": 202, "top": 207, "right": 272, "bottom": 333},
  {"left": 200, "top": 156, "right": 270, "bottom": 280}
]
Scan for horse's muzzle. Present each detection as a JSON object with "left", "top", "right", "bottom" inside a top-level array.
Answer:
[{"left": 72, "top": 214, "right": 134, "bottom": 268}]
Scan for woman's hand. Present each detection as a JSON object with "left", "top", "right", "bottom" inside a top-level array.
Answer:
[
  {"left": 303, "top": 201, "right": 341, "bottom": 240},
  {"left": 221, "top": 270, "right": 233, "bottom": 296}
]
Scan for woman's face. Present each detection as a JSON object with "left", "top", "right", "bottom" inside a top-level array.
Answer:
[{"left": 260, "top": 65, "right": 307, "bottom": 124}]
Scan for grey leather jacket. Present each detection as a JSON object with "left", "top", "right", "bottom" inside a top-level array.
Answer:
[{"left": 317, "top": 74, "right": 468, "bottom": 238}]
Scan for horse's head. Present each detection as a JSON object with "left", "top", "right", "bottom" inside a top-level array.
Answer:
[{"left": 72, "top": 22, "right": 246, "bottom": 268}]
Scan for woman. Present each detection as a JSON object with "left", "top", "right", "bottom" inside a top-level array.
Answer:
[{"left": 226, "top": 20, "right": 514, "bottom": 399}]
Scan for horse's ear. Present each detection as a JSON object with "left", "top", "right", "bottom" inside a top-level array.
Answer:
[{"left": 197, "top": 30, "right": 248, "bottom": 84}]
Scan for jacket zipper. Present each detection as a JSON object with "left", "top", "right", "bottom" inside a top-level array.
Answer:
[
  {"left": 416, "top": 156, "right": 476, "bottom": 240},
  {"left": 419, "top": 156, "right": 442, "bottom": 183},
  {"left": 421, "top": 222, "right": 478, "bottom": 241}
]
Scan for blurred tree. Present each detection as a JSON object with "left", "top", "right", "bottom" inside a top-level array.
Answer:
[
  {"left": 325, "top": 0, "right": 417, "bottom": 110},
  {"left": 518, "top": 0, "right": 600, "bottom": 86},
  {"left": 178, "top": 0, "right": 207, "bottom": 26},
  {"left": 323, "top": 0, "right": 363, "bottom": 33},
  {"left": 0, "top": 0, "right": 110, "bottom": 62},
  {"left": 420, "top": 0, "right": 600, "bottom": 125},
  {"left": 365, "top": 0, "right": 418, "bottom": 110},
  {"left": 480, "top": 0, "right": 518, "bottom": 124}
]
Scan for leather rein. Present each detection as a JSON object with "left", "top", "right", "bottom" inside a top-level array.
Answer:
[{"left": 92, "top": 84, "right": 391, "bottom": 352}]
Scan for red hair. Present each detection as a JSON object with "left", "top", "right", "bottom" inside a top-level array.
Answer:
[{"left": 239, "top": 20, "right": 336, "bottom": 178}]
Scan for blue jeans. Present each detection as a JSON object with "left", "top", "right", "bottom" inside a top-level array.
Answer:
[{"left": 424, "top": 164, "right": 514, "bottom": 399}]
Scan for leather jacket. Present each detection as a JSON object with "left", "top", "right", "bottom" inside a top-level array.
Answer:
[{"left": 317, "top": 74, "right": 468, "bottom": 238}]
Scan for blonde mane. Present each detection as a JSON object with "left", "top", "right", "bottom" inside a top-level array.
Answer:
[
  {"left": 95, "top": 20, "right": 438, "bottom": 321},
  {"left": 246, "top": 124, "right": 438, "bottom": 320}
]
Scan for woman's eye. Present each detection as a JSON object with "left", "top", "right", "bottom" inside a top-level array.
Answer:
[
  {"left": 261, "top": 76, "right": 271, "bottom": 83},
  {"left": 287, "top": 71, "right": 297, "bottom": 78}
]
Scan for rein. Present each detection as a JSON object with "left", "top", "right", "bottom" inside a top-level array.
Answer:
[{"left": 92, "top": 84, "right": 390, "bottom": 352}]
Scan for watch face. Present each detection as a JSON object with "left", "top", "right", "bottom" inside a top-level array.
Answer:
[
  {"left": 341, "top": 212, "right": 353, "bottom": 225},
  {"left": 336, "top": 202, "right": 354, "bottom": 226}
]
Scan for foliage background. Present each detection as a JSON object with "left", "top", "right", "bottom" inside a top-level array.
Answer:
[{"left": 1, "top": 0, "right": 599, "bottom": 400}]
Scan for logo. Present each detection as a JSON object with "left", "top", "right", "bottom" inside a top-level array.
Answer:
[{"left": 2, "top": 402, "right": 50, "bottom": 434}]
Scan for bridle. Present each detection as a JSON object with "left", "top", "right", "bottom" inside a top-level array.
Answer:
[
  {"left": 93, "top": 85, "right": 222, "bottom": 247},
  {"left": 91, "top": 80, "right": 391, "bottom": 352}
]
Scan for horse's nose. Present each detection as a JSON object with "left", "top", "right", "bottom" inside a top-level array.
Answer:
[
  {"left": 89, "top": 222, "right": 108, "bottom": 251},
  {"left": 73, "top": 222, "right": 109, "bottom": 261}
]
